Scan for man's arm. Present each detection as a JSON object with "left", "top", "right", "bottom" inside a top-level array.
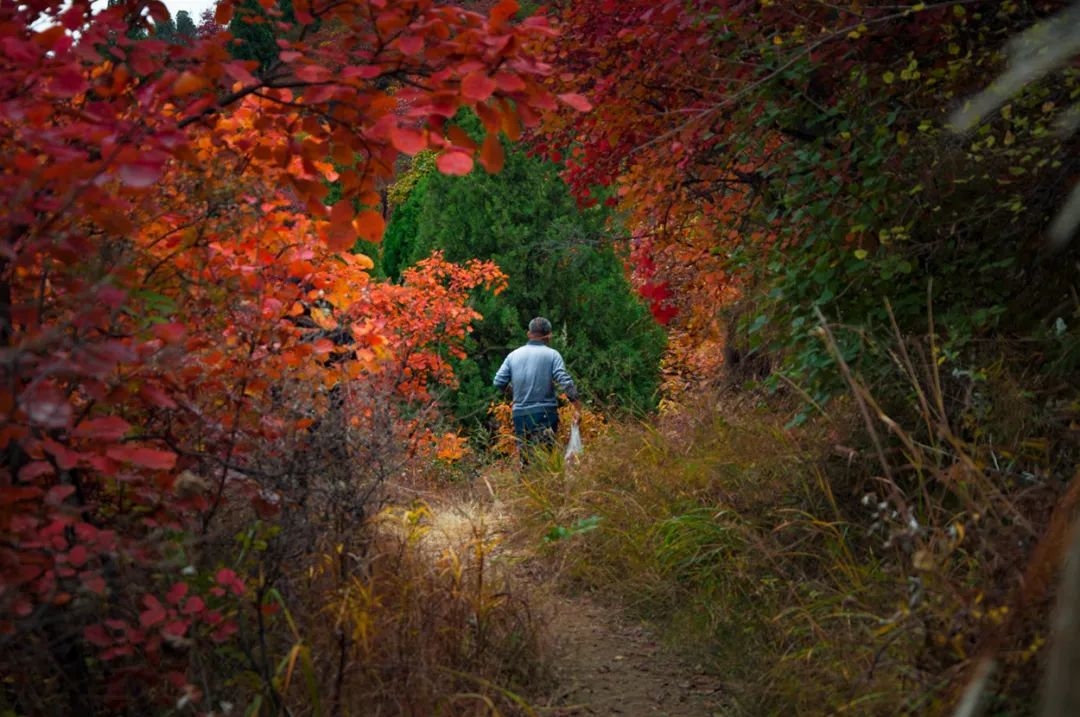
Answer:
[
  {"left": 493, "top": 355, "right": 513, "bottom": 398},
  {"left": 551, "top": 352, "right": 581, "bottom": 418}
]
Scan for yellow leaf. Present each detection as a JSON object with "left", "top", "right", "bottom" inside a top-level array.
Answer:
[{"left": 883, "top": 71, "right": 896, "bottom": 84}]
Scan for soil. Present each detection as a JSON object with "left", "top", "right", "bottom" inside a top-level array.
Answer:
[
  {"left": 406, "top": 482, "right": 732, "bottom": 717},
  {"left": 533, "top": 588, "right": 730, "bottom": 716}
]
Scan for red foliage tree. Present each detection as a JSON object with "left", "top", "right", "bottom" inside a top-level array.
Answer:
[{"left": 0, "top": 0, "right": 562, "bottom": 710}]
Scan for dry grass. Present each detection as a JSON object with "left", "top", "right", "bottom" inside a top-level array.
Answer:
[{"left": 499, "top": 319, "right": 1079, "bottom": 716}]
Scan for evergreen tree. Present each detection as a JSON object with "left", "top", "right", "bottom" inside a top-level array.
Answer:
[
  {"left": 151, "top": 14, "right": 176, "bottom": 42},
  {"left": 383, "top": 125, "right": 666, "bottom": 425},
  {"left": 175, "top": 10, "right": 196, "bottom": 43},
  {"left": 228, "top": 0, "right": 296, "bottom": 73}
]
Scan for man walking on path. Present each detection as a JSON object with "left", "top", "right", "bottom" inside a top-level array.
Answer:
[{"left": 493, "top": 317, "right": 581, "bottom": 463}]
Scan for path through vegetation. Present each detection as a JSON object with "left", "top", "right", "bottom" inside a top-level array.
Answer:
[{"left": 409, "top": 479, "right": 730, "bottom": 716}]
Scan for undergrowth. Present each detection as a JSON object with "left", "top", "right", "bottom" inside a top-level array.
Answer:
[{"left": 505, "top": 326, "right": 1080, "bottom": 716}]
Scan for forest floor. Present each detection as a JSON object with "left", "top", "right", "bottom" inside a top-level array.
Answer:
[{"left": 401, "top": 473, "right": 732, "bottom": 717}]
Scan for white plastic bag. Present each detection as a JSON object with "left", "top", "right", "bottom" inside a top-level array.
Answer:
[{"left": 564, "top": 421, "right": 583, "bottom": 462}]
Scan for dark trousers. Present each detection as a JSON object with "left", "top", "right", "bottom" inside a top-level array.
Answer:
[{"left": 513, "top": 407, "right": 559, "bottom": 465}]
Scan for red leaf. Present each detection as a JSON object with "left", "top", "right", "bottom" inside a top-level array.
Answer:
[
  {"left": 67, "top": 545, "right": 89, "bottom": 568},
  {"left": 105, "top": 445, "right": 177, "bottom": 470},
  {"left": 51, "top": 66, "right": 88, "bottom": 98},
  {"left": 81, "top": 572, "right": 107, "bottom": 595},
  {"left": 42, "top": 438, "right": 82, "bottom": 470},
  {"left": 397, "top": 35, "right": 424, "bottom": 55},
  {"left": 211, "top": 621, "right": 238, "bottom": 643},
  {"left": 215, "top": 568, "right": 237, "bottom": 585},
  {"left": 182, "top": 596, "right": 205, "bottom": 615},
  {"left": 139, "top": 383, "right": 178, "bottom": 409},
  {"left": 461, "top": 71, "right": 496, "bottom": 101},
  {"left": 223, "top": 60, "right": 257, "bottom": 86},
  {"left": 73, "top": 416, "right": 132, "bottom": 441},
  {"left": 145, "top": 0, "right": 170, "bottom": 22},
  {"left": 493, "top": 72, "right": 526, "bottom": 92},
  {"left": 0, "top": 486, "right": 43, "bottom": 504},
  {"left": 389, "top": 125, "right": 426, "bottom": 155},
  {"left": 19, "top": 461, "right": 55, "bottom": 481},
  {"left": 45, "top": 484, "right": 76, "bottom": 504},
  {"left": 152, "top": 322, "right": 186, "bottom": 344},
  {"left": 436, "top": 150, "right": 474, "bottom": 176},
  {"left": 342, "top": 65, "right": 382, "bottom": 80},
  {"left": 100, "top": 645, "right": 134, "bottom": 660},
  {"left": 163, "top": 619, "right": 189, "bottom": 637},
  {"left": 295, "top": 64, "right": 331, "bottom": 83},
  {"left": 215, "top": 568, "right": 245, "bottom": 596},
  {"left": 139, "top": 596, "right": 167, "bottom": 629},
  {"left": 557, "top": 93, "right": 593, "bottom": 112},
  {"left": 166, "top": 582, "right": 188, "bottom": 606},
  {"left": 118, "top": 160, "right": 163, "bottom": 189},
  {"left": 84, "top": 624, "right": 112, "bottom": 648}
]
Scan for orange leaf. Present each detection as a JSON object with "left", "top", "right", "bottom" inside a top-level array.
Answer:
[
  {"left": 499, "top": 103, "right": 522, "bottom": 140},
  {"left": 324, "top": 224, "right": 354, "bottom": 252},
  {"left": 330, "top": 200, "right": 353, "bottom": 227},
  {"left": 353, "top": 210, "right": 385, "bottom": 243},
  {"left": 215, "top": 0, "right": 234, "bottom": 25},
  {"left": 490, "top": 0, "right": 519, "bottom": 28},
  {"left": 479, "top": 132, "right": 504, "bottom": 174},
  {"left": 172, "top": 71, "right": 207, "bottom": 97},
  {"left": 447, "top": 125, "right": 477, "bottom": 151}
]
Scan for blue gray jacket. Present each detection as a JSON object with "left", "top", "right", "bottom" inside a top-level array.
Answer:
[{"left": 493, "top": 340, "right": 579, "bottom": 416}]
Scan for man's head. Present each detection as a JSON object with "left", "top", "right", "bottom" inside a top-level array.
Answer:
[{"left": 528, "top": 316, "right": 552, "bottom": 341}]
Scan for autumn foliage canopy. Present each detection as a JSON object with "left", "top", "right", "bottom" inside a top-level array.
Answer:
[{"left": 0, "top": 0, "right": 583, "bottom": 709}]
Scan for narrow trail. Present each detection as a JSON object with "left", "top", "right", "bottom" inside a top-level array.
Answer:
[
  {"left": 408, "top": 480, "right": 731, "bottom": 717},
  {"left": 534, "top": 588, "right": 729, "bottom": 716}
]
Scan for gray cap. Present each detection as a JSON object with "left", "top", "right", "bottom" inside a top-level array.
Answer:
[{"left": 528, "top": 316, "right": 552, "bottom": 336}]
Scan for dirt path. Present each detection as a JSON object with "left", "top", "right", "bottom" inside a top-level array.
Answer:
[
  {"left": 410, "top": 485, "right": 731, "bottom": 716},
  {"left": 534, "top": 588, "right": 729, "bottom": 716}
]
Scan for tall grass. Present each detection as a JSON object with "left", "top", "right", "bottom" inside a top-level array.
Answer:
[{"left": 503, "top": 313, "right": 1077, "bottom": 716}]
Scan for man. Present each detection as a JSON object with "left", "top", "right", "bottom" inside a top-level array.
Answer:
[{"left": 493, "top": 316, "right": 581, "bottom": 462}]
